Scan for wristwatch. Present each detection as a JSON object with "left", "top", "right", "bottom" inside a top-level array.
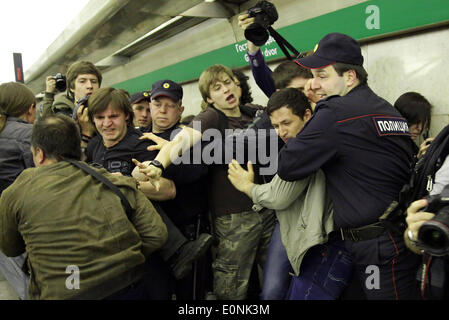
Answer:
[{"left": 149, "top": 160, "right": 165, "bottom": 173}]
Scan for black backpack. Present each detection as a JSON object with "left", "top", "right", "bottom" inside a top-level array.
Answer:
[{"left": 380, "top": 124, "right": 449, "bottom": 234}]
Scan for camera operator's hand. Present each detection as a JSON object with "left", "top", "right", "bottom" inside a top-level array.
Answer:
[
  {"left": 238, "top": 13, "right": 259, "bottom": 54},
  {"left": 45, "top": 76, "right": 56, "bottom": 94},
  {"left": 77, "top": 105, "right": 95, "bottom": 138},
  {"left": 405, "top": 199, "right": 435, "bottom": 253},
  {"left": 417, "top": 137, "right": 434, "bottom": 159}
]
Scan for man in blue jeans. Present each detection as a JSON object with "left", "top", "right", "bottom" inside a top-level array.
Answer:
[{"left": 228, "top": 88, "right": 353, "bottom": 299}]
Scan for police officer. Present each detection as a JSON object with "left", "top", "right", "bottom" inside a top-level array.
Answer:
[{"left": 277, "top": 33, "right": 420, "bottom": 299}]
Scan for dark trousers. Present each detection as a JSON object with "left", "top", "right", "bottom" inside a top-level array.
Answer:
[
  {"left": 154, "top": 204, "right": 188, "bottom": 261},
  {"left": 173, "top": 216, "right": 213, "bottom": 300},
  {"left": 345, "top": 232, "right": 421, "bottom": 300},
  {"left": 104, "top": 254, "right": 172, "bottom": 300},
  {"left": 104, "top": 279, "right": 147, "bottom": 300},
  {"left": 287, "top": 237, "right": 353, "bottom": 300}
]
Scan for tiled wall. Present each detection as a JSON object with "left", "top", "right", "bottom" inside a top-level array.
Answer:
[{"left": 182, "top": 26, "right": 449, "bottom": 144}]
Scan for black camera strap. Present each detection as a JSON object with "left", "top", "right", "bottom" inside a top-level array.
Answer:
[
  {"left": 267, "top": 27, "right": 302, "bottom": 60},
  {"left": 66, "top": 159, "right": 133, "bottom": 221}
]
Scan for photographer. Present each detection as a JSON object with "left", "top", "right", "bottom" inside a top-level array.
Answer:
[
  {"left": 405, "top": 197, "right": 449, "bottom": 299},
  {"left": 42, "top": 61, "right": 101, "bottom": 117},
  {"left": 405, "top": 199, "right": 434, "bottom": 255},
  {"left": 42, "top": 61, "right": 102, "bottom": 149},
  {"left": 238, "top": 6, "right": 320, "bottom": 107}
]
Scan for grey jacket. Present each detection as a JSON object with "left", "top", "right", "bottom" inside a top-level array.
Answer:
[
  {"left": 251, "top": 170, "right": 334, "bottom": 276},
  {"left": 0, "top": 117, "right": 34, "bottom": 194}
]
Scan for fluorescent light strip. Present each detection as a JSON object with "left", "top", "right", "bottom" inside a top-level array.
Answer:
[{"left": 114, "top": 15, "right": 184, "bottom": 55}]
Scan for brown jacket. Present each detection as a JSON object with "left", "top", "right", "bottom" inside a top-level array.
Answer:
[
  {"left": 41, "top": 92, "right": 75, "bottom": 118},
  {"left": 0, "top": 161, "right": 167, "bottom": 299}
]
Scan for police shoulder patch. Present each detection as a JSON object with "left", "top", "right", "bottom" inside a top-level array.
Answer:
[{"left": 372, "top": 116, "right": 410, "bottom": 136}]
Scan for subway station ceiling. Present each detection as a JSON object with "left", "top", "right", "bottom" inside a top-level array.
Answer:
[{"left": 25, "top": 0, "right": 251, "bottom": 92}]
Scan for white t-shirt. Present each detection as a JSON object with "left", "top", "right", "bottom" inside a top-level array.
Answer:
[{"left": 430, "top": 155, "right": 449, "bottom": 195}]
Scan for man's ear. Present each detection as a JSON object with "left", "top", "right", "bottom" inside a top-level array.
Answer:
[
  {"left": 25, "top": 103, "right": 36, "bottom": 124},
  {"left": 27, "top": 103, "right": 36, "bottom": 114},
  {"left": 33, "top": 147, "right": 46, "bottom": 165},
  {"left": 344, "top": 69, "right": 357, "bottom": 87},
  {"left": 303, "top": 109, "right": 313, "bottom": 123},
  {"left": 206, "top": 97, "right": 214, "bottom": 105}
]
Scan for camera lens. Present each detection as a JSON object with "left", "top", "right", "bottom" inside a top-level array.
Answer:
[
  {"left": 244, "top": 26, "right": 269, "bottom": 47},
  {"left": 418, "top": 220, "right": 449, "bottom": 256},
  {"left": 55, "top": 80, "right": 66, "bottom": 92}
]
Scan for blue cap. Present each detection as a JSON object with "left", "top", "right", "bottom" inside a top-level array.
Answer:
[
  {"left": 296, "top": 33, "right": 363, "bottom": 69},
  {"left": 151, "top": 80, "right": 183, "bottom": 102}
]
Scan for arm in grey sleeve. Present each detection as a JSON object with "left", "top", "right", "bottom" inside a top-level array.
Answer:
[{"left": 251, "top": 174, "right": 310, "bottom": 210}]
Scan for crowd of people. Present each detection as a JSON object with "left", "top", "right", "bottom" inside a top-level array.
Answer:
[{"left": 0, "top": 12, "right": 445, "bottom": 300}]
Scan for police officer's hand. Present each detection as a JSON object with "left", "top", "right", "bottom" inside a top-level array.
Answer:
[
  {"left": 132, "top": 158, "right": 161, "bottom": 191},
  {"left": 238, "top": 13, "right": 259, "bottom": 54},
  {"left": 139, "top": 132, "right": 169, "bottom": 151},
  {"left": 417, "top": 137, "right": 434, "bottom": 159},
  {"left": 406, "top": 199, "right": 435, "bottom": 242},
  {"left": 77, "top": 105, "right": 95, "bottom": 138},
  {"left": 304, "top": 79, "right": 320, "bottom": 110},
  {"left": 228, "top": 159, "right": 255, "bottom": 198},
  {"left": 46, "top": 76, "right": 56, "bottom": 94}
]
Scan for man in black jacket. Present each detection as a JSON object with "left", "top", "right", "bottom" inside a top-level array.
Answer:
[{"left": 85, "top": 87, "right": 212, "bottom": 289}]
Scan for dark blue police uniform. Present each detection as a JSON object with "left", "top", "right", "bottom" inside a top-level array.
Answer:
[
  {"left": 149, "top": 123, "right": 209, "bottom": 228},
  {"left": 277, "top": 84, "right": 420, "bottom": 299}
]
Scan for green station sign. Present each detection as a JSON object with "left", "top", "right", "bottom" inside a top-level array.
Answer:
[{"left": 113, "top": 0, "right": 449, "bottom": 93}]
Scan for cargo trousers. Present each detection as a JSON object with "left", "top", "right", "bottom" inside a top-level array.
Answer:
[{"left": 212, "top": 209, "right": 275, "bottom": 300}]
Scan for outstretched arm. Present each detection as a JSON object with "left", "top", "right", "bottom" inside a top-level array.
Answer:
[
  {"left": 238, "top": 13, "right": 275, "bottom": 98},
  {"left": 136, "top": 126, "right": 202, "bottom": 189}
]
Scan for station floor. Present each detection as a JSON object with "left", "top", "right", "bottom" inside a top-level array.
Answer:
[{"left": 0, "top": 272, "right": 18, "bottom": 300}]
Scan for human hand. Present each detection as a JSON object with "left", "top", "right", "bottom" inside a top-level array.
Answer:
[
  {"left": 132, "top": 158, "right": 161, "bottom": 191},
  {"left": 77, "top": 105, "right": 95, "bottom": 137},
  {"left": 417, "top": 137, "right": 434, "bottom": 159},
  {"left": 228, "top": 159, "right": 255, "bottom": 197},
  {"left": 304, "top": 79, "right": 321, "bottom": 107},
  {"left": 238, "top": 13, "right": 259, "bottom": 53},
  {"left": 136, "top": 180, "right": 158, "bottom": 197},
  {"left": 132, "top": 160, "right": 151, "bottom": 182},
  {"left": 139, "top": 132, "right": 169, "bottom": 151},
  {"left": 238, "top": 13, "right": 255, "bottom": 30},
  {"left": 406, "top": 199, "right": 435, "bottom": 242},
  {"left": 46, "top": 76, "right": 56, "bottom": 94}
]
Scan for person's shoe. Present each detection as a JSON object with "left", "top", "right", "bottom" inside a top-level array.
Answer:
[{"left": 171, "top": 233, "right": 213, "bottom": 280}]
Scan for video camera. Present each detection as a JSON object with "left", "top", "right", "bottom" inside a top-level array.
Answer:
[
  {"left": 72, "top": 95, "right": 90, "bottom": 121},
  {"left": 52, "top": 73, "right": 67, "bottom": 92},
  {"left": 417, "top": 184, "right": 449, "bottom": 256}
]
